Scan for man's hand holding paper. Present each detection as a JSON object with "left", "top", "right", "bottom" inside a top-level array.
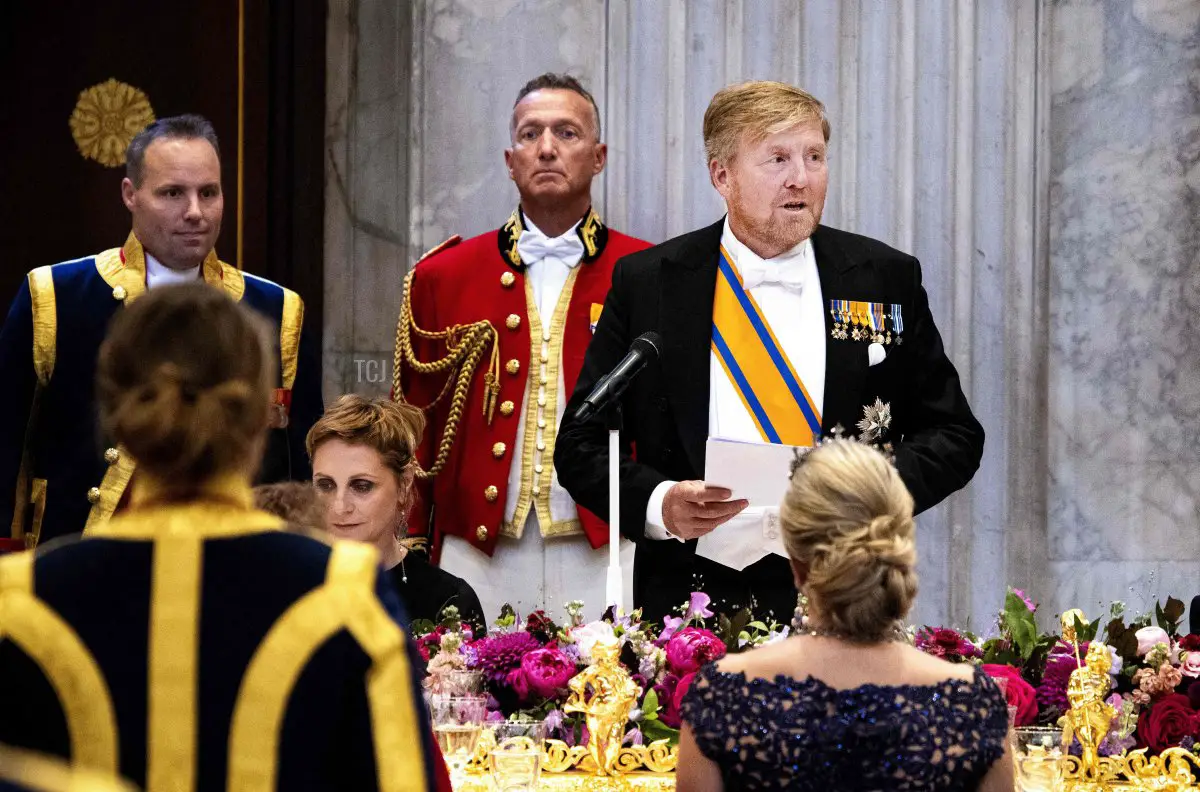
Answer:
[{"left": 694, "top": 436, "right": 809, "bottom": 570}]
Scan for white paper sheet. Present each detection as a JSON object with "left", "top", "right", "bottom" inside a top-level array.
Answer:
[{"left": 695, "top": 436, "right": 808, "bottom": 570}]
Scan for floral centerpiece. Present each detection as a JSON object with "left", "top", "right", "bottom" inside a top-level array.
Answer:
[
  {"left": 915, "top": 588, "right": 1200, "bottom": 757},
  {"left": 414, "top": 592, "right": 789, "bottom": 747}
]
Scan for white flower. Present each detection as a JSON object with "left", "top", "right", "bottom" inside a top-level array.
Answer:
[
  {"left": 571, "top": 621, "right": 617, "bottom": 663},
  {"left": 1108, "top": 646, "right": 1123, "bottom": 676}
]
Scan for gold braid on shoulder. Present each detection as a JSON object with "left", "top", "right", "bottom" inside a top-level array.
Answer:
[{"left": 393, "top": 269, "right": 500, "bottom": 479}]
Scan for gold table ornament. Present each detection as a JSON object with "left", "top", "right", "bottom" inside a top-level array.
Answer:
[
  {"left": 1044, "top": 608, "right": 1200, "bottom": 791},
  {"left": 460, "top": 636, "right": 678, "bottom": 790}
]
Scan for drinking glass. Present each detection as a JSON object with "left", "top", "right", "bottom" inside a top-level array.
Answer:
[
  {"left": 991, "top": 676, "right": 1019, "bottom": 726},
  {"left": 425, "top": 669, "right": 484, "bottom": 696},
  {"left": 429, "top": 694, "right": 489, "bottom": 786},
  {"left": 489, "top": 720, "right": 545, "bottom": 792},
  {"left": 1012, "top": 726, "right": 1065, "bottom": 792}
]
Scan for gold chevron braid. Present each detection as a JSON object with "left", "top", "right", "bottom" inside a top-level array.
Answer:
[{"left": 393, "top": 270, "right": 500, "bottom": 480}]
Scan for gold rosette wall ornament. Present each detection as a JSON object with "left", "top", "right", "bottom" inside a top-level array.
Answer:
[{"left": 69, "top": 79, "right": 155, "bottom": 167}]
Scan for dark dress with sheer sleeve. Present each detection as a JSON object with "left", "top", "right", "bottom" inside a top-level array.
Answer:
[{"left": 680, "top": 662, "right": 1008, "bottom": 791}]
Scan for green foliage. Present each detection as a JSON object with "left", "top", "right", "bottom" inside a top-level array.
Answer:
[
  {"left": 1105, "top": 618, "right": 1140, "bottom": 662},
  {"left": 1157, "top": 597, "right": 1185, "bottom": 636},
  {"left": 1003, "top": 591, "right": 1039, "bottom": 660}
]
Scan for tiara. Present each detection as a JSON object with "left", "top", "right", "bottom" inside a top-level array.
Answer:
[{"left": 788, "top": 398, "right": 895, "bottom": 480}]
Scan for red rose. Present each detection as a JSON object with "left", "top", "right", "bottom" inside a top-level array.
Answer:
[
  {"left": 982, "top": 664, "right": 1039, "bottom": 727},
  {"left": 1136, "top": 693, "right": 1200, "bottom": 753},
  {"left": 1179, "top": 635, "right": 1200, "bottom": 653}
]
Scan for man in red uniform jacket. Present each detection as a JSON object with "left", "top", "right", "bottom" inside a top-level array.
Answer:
[{"left": 393, "top": 74, "right": 651, "bottom": 621}]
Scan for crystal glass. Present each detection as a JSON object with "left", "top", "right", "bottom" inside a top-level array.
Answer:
[
  {"left": 991, "top": 676, "right": 1020, "bottom": 727},
  {"left": 425, "top": 669, "right": 484, "bottom": 696},
  {"left": 429, "top": 694, "right": 488, "bottom": 786},
  {"left": 488, "top": 720, "right": 545, "bottom": 792},
  {"left": 1012, "top": 726, "right": 1065, "bottom": 792}
]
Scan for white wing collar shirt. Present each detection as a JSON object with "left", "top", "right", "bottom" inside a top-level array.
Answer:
[{"left": 644, "top": 217, "right": 826, "bottom": 568}]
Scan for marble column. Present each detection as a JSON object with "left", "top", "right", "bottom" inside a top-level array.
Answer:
[
  {"left": 1047, "top": 0, "right": 1200, "bottom": 617},
  {"left": 324, "top": 0, "right": 414, "bottom": 401}
]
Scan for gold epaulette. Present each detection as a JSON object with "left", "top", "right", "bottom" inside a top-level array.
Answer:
[{"left": 415, "top": 235, "right": 461, "bottom": 264}]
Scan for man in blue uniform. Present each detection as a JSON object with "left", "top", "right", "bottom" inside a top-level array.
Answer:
[{"left": 0, "top": 114, "right": 322, "bottom": 548}]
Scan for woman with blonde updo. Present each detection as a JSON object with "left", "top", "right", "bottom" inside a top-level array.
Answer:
[
  {"left": 308, "top": 395, "right": 485, "bottom": 633},
  {"left": 0, "top": 283, "right": 443, "bottom": 791},
  {"left": 678, "top": 440, "right": 1012, "bottom": 792}
]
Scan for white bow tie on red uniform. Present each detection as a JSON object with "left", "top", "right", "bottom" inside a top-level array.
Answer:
[{"left": 517, "top": 228, "right": 585, "bottom": 267}]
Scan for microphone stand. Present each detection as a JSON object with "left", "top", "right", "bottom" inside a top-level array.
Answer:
[{"left": 604, "top": 398, "right": 624, "bottom": 612}]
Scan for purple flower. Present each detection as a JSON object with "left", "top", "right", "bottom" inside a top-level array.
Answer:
[
  {"left": 686, "top": 592, "right": 714, "bottom": 621},
  {"left": 660, "top": 615, "right": 684, "bottom": 641},
  {"left": 543, "top": 709, "right": 565, "bottom": 736},
  {"left": 471, "top": 631, "right": 542, "bottom": 682},
  {"left": 623, "top": 728, "right": 645, "bottom": 746},
  {"left": 665, "top": 628, "right": 727, "bottom": 675},
  {"left": 519, "top": 646, "right": 576, "bottom": 700},
  {"left": 1037, "top": 643, "right": 1088, "bottom": 716}
]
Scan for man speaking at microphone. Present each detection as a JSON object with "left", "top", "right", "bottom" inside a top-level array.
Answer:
[{"left": 556, "top": 81, "right": 984, "bottom": 625}]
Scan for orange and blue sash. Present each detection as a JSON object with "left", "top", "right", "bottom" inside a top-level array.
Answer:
[{"left": 711, "top": 246, "right": 822, "bottom": 445}]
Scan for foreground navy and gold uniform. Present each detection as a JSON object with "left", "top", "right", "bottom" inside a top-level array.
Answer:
[
  {"left": 0, "top": 234, "right": 323, "bottom": 549},
  {"left": 0, "top": 476, "right": 439, "bottom": 791}
]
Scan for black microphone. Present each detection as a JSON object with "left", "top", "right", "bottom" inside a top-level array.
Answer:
[{"left": 573, "top": 332, "right": 663, "bottom": 423}]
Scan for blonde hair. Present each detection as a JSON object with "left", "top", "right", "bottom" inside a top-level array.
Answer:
[
  {"left": 703, "top": 80, "right": 830, "bottom": 166},
  {"left": 306, "top": 395, "right": 430, "bottom": 546},
  {"left": 306, "top": 394, "right": 425, "bottom": 482},
  {"left": 252, "top": 482, "right": 325, "bottom": 538},
  {"left": 780, "top": 440, "right": 916, "bottom": 641},
  {"left": 96, "top": 283, "right": 273, "bottom": 496}
]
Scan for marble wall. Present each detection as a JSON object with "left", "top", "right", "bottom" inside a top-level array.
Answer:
[
  {"left": 1047, "top": 0, "right": 1200, "bottom": 618},
  {"left": 324, "top": 0, "right": 1198, "bottom": 629}
]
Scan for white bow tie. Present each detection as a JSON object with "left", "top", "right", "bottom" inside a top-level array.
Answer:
[
  {"left": 739, "top": 261, "right": 806, "bottom": 292},
  {"left": 517, "top": 229, "right": 585, "bottom": 266}
]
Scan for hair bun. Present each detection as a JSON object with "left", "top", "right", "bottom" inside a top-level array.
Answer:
[
  {"left": 97, "top": 283, "right": 273, "bottom": 491},
  {"left": 779, "top": 439, "right": 918, "bottom": 641}
]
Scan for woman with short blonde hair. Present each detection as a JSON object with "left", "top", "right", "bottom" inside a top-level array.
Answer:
[{"left": 308, "top": 394, "right": 485, "bottom": 631}]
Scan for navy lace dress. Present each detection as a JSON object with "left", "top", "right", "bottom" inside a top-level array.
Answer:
[{"left": 680, "top": 663, "right": 1008, "bottom": 791}]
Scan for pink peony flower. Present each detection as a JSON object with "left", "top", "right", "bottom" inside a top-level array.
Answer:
[
  {"left": 1136, "top": 626, "right": 1171, "bottom": 657},
  {"left": 1183, "top": 653, "right": 1200, "bottom": 679},
  {"left": 673, "top": 671, "right": 697, "bottom": 717},
  {"left": 665, "top": 628, "right": 727, "bottom": 675},
  {"left": 505, "top": 667, "right": 531, "bottom": 704},
  {"left": 983, "top": 664, "right": 1039, "bottom": 726},
  {"left": 519, "top": 646, "right": 576, "bottom": 700}
]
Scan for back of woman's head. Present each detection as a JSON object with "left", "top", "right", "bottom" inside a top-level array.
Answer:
[
  {"left": 780, "top": 439, "right": 917, "bottom": 641},
  {"left": 96, "top": 283, "right": 273, "bottom": 488},
  {"left": 305, "top": 394, "right": 426, "bottom": 481},
  {"left": 252, "top": 482, "right": 325, "bottom": 537}
]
